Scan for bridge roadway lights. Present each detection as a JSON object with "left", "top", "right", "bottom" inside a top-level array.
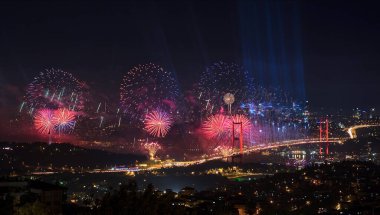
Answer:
[{"left": 347, "top": 124, "right": 380, "bottom": 139}]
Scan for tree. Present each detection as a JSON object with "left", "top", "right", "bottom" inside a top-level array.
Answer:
[{"left": 17, "top": 201, "right": 51, "bottom": 215}]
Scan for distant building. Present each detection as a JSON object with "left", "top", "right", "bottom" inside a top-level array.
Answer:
[
  {"left": 0, "top": 179, "right": 66, "bottom": 214},
  {"left": 179, "top": 186, "right": 196, "bottom": 197}
]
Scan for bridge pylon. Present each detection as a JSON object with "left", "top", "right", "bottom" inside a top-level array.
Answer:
[
  {"left": 232, "top": 121, "right": 243, "bottom": 163},
  {"left": 319, "top": 118, "right": 329, "bottom": 156}
]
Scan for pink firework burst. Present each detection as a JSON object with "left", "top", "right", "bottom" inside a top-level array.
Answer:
[
  {"left": 53, "top": 108, "right": 76, "bottom": 133},
  {"left": 201, "top": 114, "right": 229, "bottom": 140},
  {"left": 144, "top": 110, "right": 172, "bottom": 137},
  {"left": 34, "top": 109, "right": 55, "bottom": 135},
  {"left": 202, "top": 114, "right": 252, "bottom": 140}
]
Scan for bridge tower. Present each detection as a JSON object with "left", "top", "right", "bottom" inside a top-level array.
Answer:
[
  {"left": 231, "top": 121, "right": 243, "bottom": 162},
  {"left": 319, "top": 118, "right": 329, "bottom": 156}
]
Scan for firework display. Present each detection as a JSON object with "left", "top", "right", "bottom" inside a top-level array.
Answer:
[
  {"left": 25, "top": 69, "right": 87, "bottom": 113},
  {"left": 214, "top": 145, "right": 233, "bottom": 157},
  {"left": 228, "top": 114, "right": 252, "bottom": 138},
  {"left": 201, "top": 114, "right": 230, "bottom": 140},
  {"left": 120, "top": 63, "right": 180, "bottom": 120},
  {"left": 144, "top": 110, "right": 172, "bottom": 138},
  {"left": 34, "top": 109, "right": 55, "bottom": 135},
  {"left": 53, "top": 108, "right": 76, "bottom": 134},
  {"left": 20, "top": 69, "right": 86, "bottom": 140},
  {"left": 20, "top": 62, "right": 309, "bottom": 157},
  {"left": 197, "top": 62, "right": 253, "bottom": 115},
  {"left": 143, "top": 142, "right": 162, "bottom": 160},
  {"left": 201, "top": 114, "right": 253, "bottom": 148},
  {"left": 33, "top": 108, "right": 77, "bottom": 136}
]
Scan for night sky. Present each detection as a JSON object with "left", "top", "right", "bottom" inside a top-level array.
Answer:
[{"left": 1, "top": 0, "right": 380, "bottom": 122}]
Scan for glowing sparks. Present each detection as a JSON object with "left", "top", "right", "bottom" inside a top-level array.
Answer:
[
  {"left": 25, "top": 68, "right": 87, "bottom": 113},
  {"left": 143, "top": 142, "right": 162, "bottom": 160},
  {"left": 214, "top": 145, "right": 233, "bottom": 157},
  {"left": 202, "top": 114, "right": 229, "bottom": 140},
  {"left": 202, "top": 114, "right": 251, "bottom": 139},
  {"left": 229, "top": 114, "right": 252, "bottom": 137},
  {"left": 53, "top": 108, "right": 76, "bottom": 134},
  {"left": 34, "top": 108, "right": 76, "bottom": 135},
  {"left": 197, "top": 62, "right": 253, "bottom": 114},
  {"left": 96, "top": 102, "right": 101, "bottom": 113},
  {"left": 99, "top": 116, "right": 104, "bottom": 128},
  {"left": 144, "top": 110, "right": 172, "bottom": 137},
  {"left": 19, "top": 101, "right": 26, "bottom": 112},
  {"left": 201, "top": 114, "right": 252, "bottom": 150},
  {"left": 19, "top": 62, "right": 309, "bottom": 153},
  {"left": 120, "top": 63, "right": 179, "bottom": 120},
  {"left": 34, "top": 109, "right": 55, "bottom": 135}
]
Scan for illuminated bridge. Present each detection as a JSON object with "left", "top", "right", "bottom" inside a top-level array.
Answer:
[
  {"left": 171, "top": 137, "right": 345, "bottom": 167},
  {"left": 99, "top": 137, "right": 346, "bottom": 172},
  {"left": 102, "top": 123, "right": 380, "bottom": 172}
]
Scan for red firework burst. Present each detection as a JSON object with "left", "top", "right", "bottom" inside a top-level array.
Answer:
[
  {"left": 53, "top": 108, "right": 76, "bottom": 133},
  {"left": 144, "top": 110, "right": 172, "bottom": 137},
  {"left": 202, "top": 114, "right": 252, "bottom": 140},
  {"left": 34, "top": 109, "right": 55, "bottom": 135},
  {"left": 201, "top": 114, "right": 229, "bottom": 139}
]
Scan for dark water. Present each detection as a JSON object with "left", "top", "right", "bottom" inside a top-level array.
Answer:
[{"left": 34, "top": 172, "right": 229, "bottom": 198}]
